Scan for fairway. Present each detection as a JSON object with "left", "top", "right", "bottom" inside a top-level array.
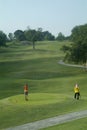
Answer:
[{"left": 0, "top": 41, "right": 87, "bottom": 129}]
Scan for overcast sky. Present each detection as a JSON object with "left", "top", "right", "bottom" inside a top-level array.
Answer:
[{"left": 0, "top": 0, "right": 87, "bottom": 36}]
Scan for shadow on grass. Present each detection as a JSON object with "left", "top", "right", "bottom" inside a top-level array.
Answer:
[
  {"left": 0, "top": 57, "right": 83, "bottom": 80},
  {"left": 16, "top": 71, "right": 80, "bottom": 80}
]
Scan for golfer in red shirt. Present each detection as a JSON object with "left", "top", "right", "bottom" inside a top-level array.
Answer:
[{"left": 24, "top": 84, "right": 28, "bottom": 101}]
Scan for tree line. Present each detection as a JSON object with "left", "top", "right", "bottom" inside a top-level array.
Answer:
[
  {"left": 0, "top": 24, "right": 87, "bottom": 67},
  {"left": 0, "top": 27, "right": 69, "bottom": 47}
]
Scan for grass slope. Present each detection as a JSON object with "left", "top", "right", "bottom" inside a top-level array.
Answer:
[{"left": 0, "top": 41, "right": 87, "bottom": 129}]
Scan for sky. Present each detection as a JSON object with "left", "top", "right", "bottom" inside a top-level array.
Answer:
[{"left": 0, "top": 0, "right": 87, "bottom": 36}]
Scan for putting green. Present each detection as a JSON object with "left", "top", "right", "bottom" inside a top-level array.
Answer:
[{"left": 0, "top": 93, "right": 69, "bottom": 107}]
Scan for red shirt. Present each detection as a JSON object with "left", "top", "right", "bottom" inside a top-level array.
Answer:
[{"left": 24, "top": 85, "right": 28, "bottom": 92}]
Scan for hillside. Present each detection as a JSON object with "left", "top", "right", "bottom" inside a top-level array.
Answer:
[{"left": 0, "top": 41, "right": 87, "bottom": 129}]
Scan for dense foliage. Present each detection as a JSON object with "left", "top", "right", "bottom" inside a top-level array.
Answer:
[
  {"left": 62, "top": 24, "right": 87, "bottom": 66},
  {"left": 0, "top": 31, "right": 7, "bottom": 47},
  {"left": 14, "top": 30, "right": 26, "bottom": 41},
  {"left": 13, "top": 28, "right": 55, "bottom": 42},
  {"left": 56, "top": 32, "right": 65, "bottom": 41}
]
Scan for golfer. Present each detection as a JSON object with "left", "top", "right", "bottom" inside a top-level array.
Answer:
[
  {"left": 24, "top": 83, "right": 28, "bottom": 101},
  {"left": 74, "top": 83, "right": 80, "bottom": 100}
]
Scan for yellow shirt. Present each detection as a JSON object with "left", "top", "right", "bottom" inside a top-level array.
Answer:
[{"left": 74, "top": 87, "right": 79, "bottom": 93}]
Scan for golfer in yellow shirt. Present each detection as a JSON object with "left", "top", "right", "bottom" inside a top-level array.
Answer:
[{"left": 74, "top": 83, "right": 80, "bottom": 100}]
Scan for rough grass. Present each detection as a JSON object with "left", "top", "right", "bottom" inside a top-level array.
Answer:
[{"left": 0, "top": 41, "right": 87, "bottom": 129}]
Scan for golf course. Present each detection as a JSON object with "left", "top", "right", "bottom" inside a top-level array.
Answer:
[{"left": 0, "top": 41, "right": 87, "bottom": 130}]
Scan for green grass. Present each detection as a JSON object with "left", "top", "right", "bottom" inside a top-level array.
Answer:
[{"left": 0, "top": 41, "right": 87, "bottom": 129}]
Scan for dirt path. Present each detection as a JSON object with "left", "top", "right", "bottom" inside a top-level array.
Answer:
[{"left": 5, "top": 110, "right": 87, "bottom": 130}]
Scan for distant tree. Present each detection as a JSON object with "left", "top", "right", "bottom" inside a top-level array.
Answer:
[
  {"left": 56, "top": 32, "right": 65, "bottom": 41},
  {"left": 14, "top": 30, "right": 26, "bottom": 41},
  {"left": 8, "top": 33, "right": 14, "bottom": 41},
  {"left": 31, "top": 30, "right": 38, "bottom": 49},
  {"left": 24, "top": 29, "right": 38, "bottom": 49},
  {"left": 37, "top": 27, "right": 43, "bottom": 32},
  {"left": 64, "top": 36, "right": 71, "bottom": 41},
  {"left": 24, "top": 28, "right": 55, "bottom": 49},
  {"left": 0, "top": 31, "right": 7, "bottom": 47},
  {"left": 36, "top": 31, "right": 43, "bottom": 41},
  {"left": 42, "top": 31, "right": 55, "bottom": 41}
]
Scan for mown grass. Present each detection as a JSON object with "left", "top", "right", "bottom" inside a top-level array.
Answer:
[{"left": 0, "top": 41, "right": 87, "bottom": 129}]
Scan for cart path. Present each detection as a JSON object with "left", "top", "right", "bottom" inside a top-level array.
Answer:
[
  {"left": 58, "top": 60, "right": 85, "bottom": 68},
  {"left": 5, "top": 110, "right": 87, "bottom": 130}
]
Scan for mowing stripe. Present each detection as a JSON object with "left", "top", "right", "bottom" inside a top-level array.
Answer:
[{"left": 5, "top": 110, "right": 87, "bottom": 130}]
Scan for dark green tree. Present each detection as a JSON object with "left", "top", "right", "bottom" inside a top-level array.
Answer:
[
  {"left": 42, "top": 31, "right": 55, "bottom": 41},
  {"left": 36, "top": 28, "right": 43, "bottom": 41},
  {"left": 71, "top": 24, "right": 87, "bottom": 64},
  {"left": 14, "top": 30, "right": 26, "bottom": 41},
  {"left": 0, "top": 31, "right": 7, "bottom": 47},
  {"left": 8, "top": 33, "right": 14, "bottom": 41},
  {"left": 24, "top": 28, "right": 55, "bottom": 49},
  {"left": 24, "top": 29, "right": 38, "bottom": 49},
  {"left": 56, "top": 32, "right": 65, "bottom": 41},
  {"left": 62, "top": 24, "right": 87, "bottom": 69}
]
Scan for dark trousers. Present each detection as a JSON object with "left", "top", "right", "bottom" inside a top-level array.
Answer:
[{"left": 74, "top": 92, "right": 80, "bottom": 100}]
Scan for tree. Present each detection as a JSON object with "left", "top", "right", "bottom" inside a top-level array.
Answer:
[
  {"left": 8, "top": 33, "right": 14, "bottom": 41},
  {"left": 37, "top": 27, "right": 43, "bottom": 32},
  {"left": 62, "top": 24, "right": 87, "bottom": 69},
  {"left": 31, "top": 30, "right": 38, "bottom": 49},
  {"left": 0, "top": 31, "right": 7, "bottom": 47},
  {"left": 24, "top": 28, "right": 55, "bottom": 49},
  {"left": 56, "top": 32, "right": 65, "bottom": 41},
  {"left": 24, "top": 29, "right": 38, "bottom": 49},
  {"left": 71, "top": 24, "right": 87, "bottom": 65},
  {"left": 36, "top": 28, "right": 43, "bottom": 41},
  {"left": 14, "top": 30, "right": 26, "bottom": 41},
  {"left": 42, "top": 31, "right": 55, "bottom": 41}
]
